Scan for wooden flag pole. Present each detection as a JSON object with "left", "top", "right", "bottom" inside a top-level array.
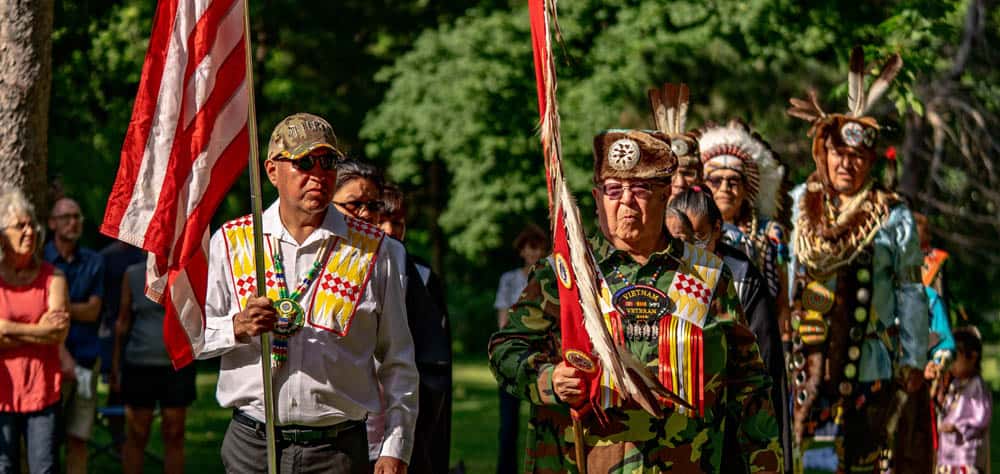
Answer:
[{"left": 241, "top": 1, "right": 278, "bottom": 473}]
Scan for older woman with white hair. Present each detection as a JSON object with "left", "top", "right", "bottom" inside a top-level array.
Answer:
[{"left": 0, "top": 188, "right": 70, "bottom": 474}]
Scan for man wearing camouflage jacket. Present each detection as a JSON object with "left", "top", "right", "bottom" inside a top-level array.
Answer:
[{"left": 489, "top": 129, "right": 781, "bottom": 473}]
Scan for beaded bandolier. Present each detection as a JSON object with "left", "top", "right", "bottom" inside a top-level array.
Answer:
[
  {"left": 789, "top": 179, "right": 902, "bottom": 469},
  {"left": 221, "top": 214, "right": 384, "bottom": 366}
]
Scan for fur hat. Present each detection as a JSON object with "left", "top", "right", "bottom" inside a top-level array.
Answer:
[
  {"left": 592, "top": 130, "right": 677, "bottom": 182},
  {"left": 699, "top": 119, "right": 785, "bottom": 221},
  {"left": 787, "top": 47, "right": 903, "bottom": 186}
]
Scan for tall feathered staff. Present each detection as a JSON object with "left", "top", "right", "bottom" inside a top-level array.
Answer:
[{"left": 527, "top": 0, "right": 686, "bottom": 438}]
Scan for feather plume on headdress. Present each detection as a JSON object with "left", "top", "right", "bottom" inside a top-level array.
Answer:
[
  {"left": 648, "top": 83, "right": 699, "bottom": 167},
  {"left": 848, "top": 46, "right": 867, "bottom": 117},
  {"left": 649, "top": 83, "right": 690, "bottom": 135}
]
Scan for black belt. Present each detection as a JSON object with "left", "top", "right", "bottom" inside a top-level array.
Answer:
[{"left": 232, "top": 410, "right": 364, "bottom": 444}]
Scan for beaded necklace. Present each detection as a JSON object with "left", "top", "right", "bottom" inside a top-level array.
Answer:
[
  {"left": 610, "top": 259, "right": 667, "bottom": 287},
  {"left": 269, "top": 237, "right": 332, "bottom": 365}
]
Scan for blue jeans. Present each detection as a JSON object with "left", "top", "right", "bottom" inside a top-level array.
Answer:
[{"left": 0, "top": 403, "right": 60, "bottom": 474}]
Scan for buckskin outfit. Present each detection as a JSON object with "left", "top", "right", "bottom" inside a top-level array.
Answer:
[
  {"left": 786, "top": 49, "right": 928, "bottom": 473},
  {"left": 489, "top": 128, "right": 781, "bottom": 473},
  {"left": 200, "top": 114, "right": 418, "bottom": 473}
]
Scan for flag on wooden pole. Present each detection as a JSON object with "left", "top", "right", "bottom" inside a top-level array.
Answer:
[{"left": 101, "top": 0, "right": 251, "bottom": 368}]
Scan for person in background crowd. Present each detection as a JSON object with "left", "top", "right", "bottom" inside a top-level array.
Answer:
[
  {"left": 111, "top": 259, "right": 196, "bottom": 474},
  {"left": 45, "top": 197, "right": 106, "bottom": 474},
  {"left": 200, "top": 113, "right": 416, "bottom": 474},
  {"left": 936, "top": 327, "right": 991, "bottom": 474},
  {"left": 492, "top": 224, "right": 547, "bottom": 474},
  {"left": 664, "top": 207, "right": 693, "bottom": 242},
  {"left": 669, "top": 150, "right": 701, "bottom": 199},
  {"left": 327, "top": 160, "right": 413, "bottom": 471},
  {"left": 0, "top": 188, "right": 70, "bottom": 474},
  {"left": 97, "top": 240, "right": 144, "bottom": 451},
  {"left": 377, "top": 183, "right": 452, "bottom": 474},
  {"left": 668, "top": 187, "right": 792, "bottom": 473},
  {"left": 333, "top": 159, "right": 386, "bottom": 226},
  {"left": 786, "top": 48, "right": 927, "bottom": 473},
  {"left": 698, "top": 120, "right": 791, "bottom": 347},
  {"left": 915, "top": 212, "right": 949, "bottom": 299},
  {"left": 897, "top": 212, "right": 958, "bottom": 474}
]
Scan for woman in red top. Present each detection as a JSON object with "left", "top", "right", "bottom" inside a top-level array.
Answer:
[{"left": 0, "top": 188, "right": 70, "bottom": 474}]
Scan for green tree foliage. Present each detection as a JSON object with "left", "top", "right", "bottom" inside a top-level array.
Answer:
[
  {"left": 363, "top": 0, "right": 998, "bottom": 349},
  {"left": 46, "top": 0, "right": 997, "bottom": 352},
  {"left": 48, "top": 0, "right": 506, "bottom": 241}
]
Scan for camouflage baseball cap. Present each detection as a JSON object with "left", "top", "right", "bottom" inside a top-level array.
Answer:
[{"left": 266, "top": 113, "right": 345, "bottom": 161}]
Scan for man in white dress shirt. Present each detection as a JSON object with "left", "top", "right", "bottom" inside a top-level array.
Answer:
[{"left": 200, "top": 113, "right": 418, "bottom": 474}]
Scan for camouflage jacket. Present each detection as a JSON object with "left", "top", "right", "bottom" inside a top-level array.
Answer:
[{"left": 489, "top": 235, "right": 782, "bottom": 473}]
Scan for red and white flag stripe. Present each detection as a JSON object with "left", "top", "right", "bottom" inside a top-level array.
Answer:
[{"left": 101, "top": 0, "right": 250, "bottom": 367}]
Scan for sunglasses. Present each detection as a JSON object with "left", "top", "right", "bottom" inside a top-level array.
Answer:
[
  {"left": 600, "top": 181, "right": 661, "bottom": 201},
  {"left": 272, "top": 153, "right": 341, "bottom": 172},
  {"left": 334, "top": 200, "right": 385, "bottom": 215},
  {"left": 705, "top": 176, "right": 743, "bottom": 190}
]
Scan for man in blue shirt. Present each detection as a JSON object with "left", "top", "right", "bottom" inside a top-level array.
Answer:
[{"left": 45, "top": 197, "right": 105, "bottom": 474}]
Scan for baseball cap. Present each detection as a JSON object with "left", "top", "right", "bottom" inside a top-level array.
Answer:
[{"left": 266, "top": 113, "right": 345, "bottom": 161}]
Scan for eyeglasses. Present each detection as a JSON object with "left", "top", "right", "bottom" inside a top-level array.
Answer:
[
  {"left": 51, "top": 213, "right": 84, "bottom": 223},
  {"left": 5, "top": 220, "right": 35, "bottom": 232},
  {"left": 600, "top": 181, "right": 662, "bottom": 201},
  {"left": 272, "top": 153, "right": 341, "bottom": 172},
  {"left": 334, "top": 200, "right": 384, "bottom": 215},
  {"left": 705, "top": 176, "right": 743, "bottom": 190}
]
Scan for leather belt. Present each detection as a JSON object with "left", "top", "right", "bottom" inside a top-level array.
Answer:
[{"left": 232, "top": 410, "right": 364, "bottom": 444}]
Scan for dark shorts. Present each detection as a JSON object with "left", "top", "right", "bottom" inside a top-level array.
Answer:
[{"left": 121, "top": 363, "right": 197, "bottom": 409}]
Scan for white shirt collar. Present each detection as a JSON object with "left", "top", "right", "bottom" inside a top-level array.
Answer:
[{"left": 262, "top": 200, "right": 348, "bottom": 246}]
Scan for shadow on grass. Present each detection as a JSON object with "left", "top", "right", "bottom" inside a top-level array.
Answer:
[
  {"left": 86, "top": 351, "right": 1000, "bottom": 474},
  {"left": 89, "top": 356, "right": 521, "bottom": 474}
]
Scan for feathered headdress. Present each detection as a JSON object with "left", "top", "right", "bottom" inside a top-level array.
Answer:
[
  {"left": 787, "top": 46, "right": 903, "bottom": 185},
  {"left": 699, "top": 119, "right": 786, "bottom": 222},
  {"left": 648, "top": 83, "right": 700, "bottom": 168}
]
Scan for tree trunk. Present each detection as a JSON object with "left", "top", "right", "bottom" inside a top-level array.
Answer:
[{"left": 0, "top": 0, "right": 54, "bottom": 213}]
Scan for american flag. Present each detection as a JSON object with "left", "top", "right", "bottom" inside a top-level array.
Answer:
[{"left": 101, "top": 0, "right": 251, "bottom": 367}]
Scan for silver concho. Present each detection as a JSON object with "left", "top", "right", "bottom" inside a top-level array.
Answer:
[
  {"left": 608, "top": 138, "right": 641, "bottom": 171},
  {"left": 840, "top": 122, "right": 866, "bottom": 148},
  {"left": 670, "top": 138, "right": 689, "bottom": 157},
  {"left": 856, "top": 288, "right": 871, "bottom": 305}
]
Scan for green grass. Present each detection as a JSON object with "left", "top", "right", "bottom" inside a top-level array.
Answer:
[
  {"left": 89, "top": 349, "right": 998, "bottom": 473},
  {"left": 89, "top": 362, "right": 229, "bottom": 473},
  {"left": 89, "top": 356, "right": 522, "bottom": 473}
]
